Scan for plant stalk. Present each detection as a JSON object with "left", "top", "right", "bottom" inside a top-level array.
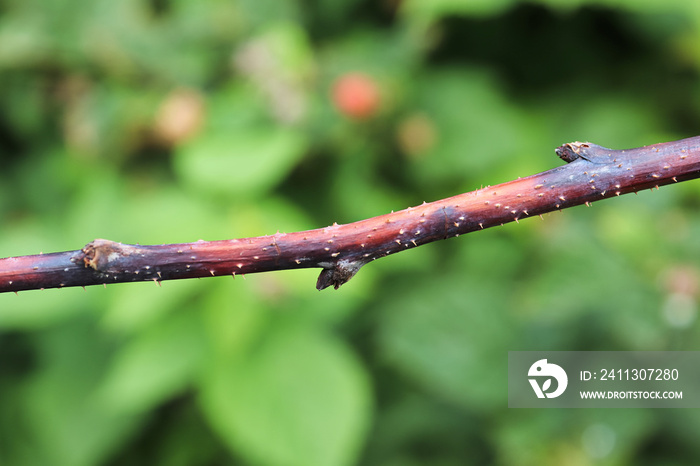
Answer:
[{"left": 2, "top": 137, "right": 699, "bottom": 293}]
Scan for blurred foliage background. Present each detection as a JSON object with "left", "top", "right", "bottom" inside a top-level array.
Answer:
[{"left": 1, "top": 0, "right": 700, "bottom": 465}]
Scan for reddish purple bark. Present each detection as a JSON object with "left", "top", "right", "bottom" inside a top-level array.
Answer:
[{"left": 2, "top": 136, "right": 700, "bottom": 293}]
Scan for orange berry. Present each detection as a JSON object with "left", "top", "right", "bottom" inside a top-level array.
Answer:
[{"left": 331, "top": 73, "right": 380, "bottom": 120}]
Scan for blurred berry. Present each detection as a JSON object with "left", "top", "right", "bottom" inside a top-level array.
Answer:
[
  {"left": 331, "top": 72, "right": 380, "bottom": 120},
  {"left": 396, "top": 113, "right": 437, "bottom": 158},
  {"left": 153, "top": 88, "right": 205, "bottom": 146}
]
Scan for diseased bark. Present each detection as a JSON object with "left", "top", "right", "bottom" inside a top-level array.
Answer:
[{"left": 2, "top": 136, "right": 700, "bottom": 293}]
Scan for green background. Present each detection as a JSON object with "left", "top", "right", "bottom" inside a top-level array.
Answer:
[{"left": 1, "top": 0, "right": 700, "bottom": 464}]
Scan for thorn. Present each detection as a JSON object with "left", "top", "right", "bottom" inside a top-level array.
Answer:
[
  {"left": 210, "top": 270, "right": 215, "bottom": 276},
  {"left": 157, "top": 271, "right": 162, "bottom": 278},
  {"left": 14, "top": 291, "right": 18, "bottom": 296},
  {"left": 539, "top": 214, "right": 544, "bottom": 220},
  {"left": 82, "top": 286, "right": 86, "bottom": 291},
  {"left": 534, "top": 184, "right": 543, "bottom": 189},
  {"left": 514, "top": 218, "right": 519, "bottom": 223},
  {"left": 601, "top": 191, "right": 606, "bottom": 196},
  {"left": 585, "top": 202, "right": 590, "bottom": 207},
  {"left": 558, "top": 196, "right": 566, "bottom": 201},
  {"left": 538, "top": 193, "right": 544, "bottom": 197},
  {"left": 232, "top": 273, "right": 235, "bottom": 279},
  {"left": 672, "top": 177, "right": 677, "bottom": 182},
  {"left": 103, "top": 283, "right": 107, "bottom": 289},
  {"left": 615, "top": 191, "right": 621, "bottom": 196},
  {"left": 479, "top": 223, "right": 483, "bottom": 229}
]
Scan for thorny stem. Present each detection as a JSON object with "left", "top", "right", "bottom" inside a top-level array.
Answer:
[{"left": 2, "top": 136, "right": 700, "bottom": 294}]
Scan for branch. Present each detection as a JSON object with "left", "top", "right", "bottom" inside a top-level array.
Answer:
[{"left": 2, "top": 136, "right": 700, "bottom": 294}]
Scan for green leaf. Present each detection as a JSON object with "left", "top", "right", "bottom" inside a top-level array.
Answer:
[
  {"left": 95, "top": 309, "right": 207, "bottom": 414},
  {"left": 21, "top": 317, "right": 141, "bottom": 466},
  {"left": 378, "top": 273, "right": 516, "bottom": 410},
  {"left": 175, "top": 127, "right": 308, "bottom": 198},
  {"left": 407, "top": 68, "right": 526, "bottom": 186},
  {"left": 200, "top": 325, "right": 371, "bottom": 466},
  {"left": 402, "top": 0, "right": 517, "bottom": 21}
]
